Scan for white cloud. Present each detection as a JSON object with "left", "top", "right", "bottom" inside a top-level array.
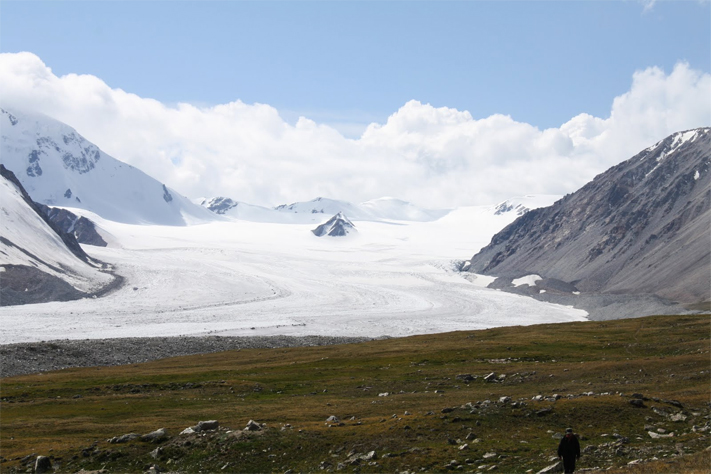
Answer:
[{"left": 0, "top": 52, "right": 709, "bottom": 208}]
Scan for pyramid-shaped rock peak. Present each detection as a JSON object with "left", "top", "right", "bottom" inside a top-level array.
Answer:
[{"left": 312, "top": 212, "right": 356, "bottom": 237}]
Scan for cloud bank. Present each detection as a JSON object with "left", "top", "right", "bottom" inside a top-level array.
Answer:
[{"left": 1, "top": 52, "right": 709, "bottom": 208}]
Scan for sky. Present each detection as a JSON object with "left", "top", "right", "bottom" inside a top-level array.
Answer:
[{"left": 0, "top": 1, "right": 710, "bottom": 208}]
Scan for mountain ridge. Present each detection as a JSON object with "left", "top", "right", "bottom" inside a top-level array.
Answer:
[
  {"left": 467, "top": 128, "right": 711, "bottom": 306},
  {"left": 0, "top": 108, "right": 216, "bottom": 226}
]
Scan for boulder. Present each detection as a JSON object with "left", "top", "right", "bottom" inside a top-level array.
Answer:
[
  {"left": 34, "top": 456, "right": 52, "bottom": 474},
  {"left": 107, "top": 433, "right": 140, "bottom": 443},
  {"left": 484, "top": 372, "right": 497, "bottom": 382},
  {"left": 245, "top": 420, "right": 263, "bottom": 431},
  {"left": 141, "top": 428, "right": 167, "bottom": 442},
  {"left": 194, "top": 420, "right": 219, "bottom": 432}
]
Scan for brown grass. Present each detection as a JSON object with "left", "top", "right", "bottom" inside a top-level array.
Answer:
[{"left": 1, "top": 314, "right": 709, "bottom": 473}]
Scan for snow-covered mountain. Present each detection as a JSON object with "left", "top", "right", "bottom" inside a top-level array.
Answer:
[
  {"left": 199, "top": 195, "right": 450, "bottom": 223},
  {"left": 312, "top": 212, "right": 356, "bottom": 237},
  {"left": 0, "top": 108, "right": 216, "bottom": 225},
  {"left": 0, "top": 165, "right": 113, "bottom": 305},
  {"left": 198, "top": 197, "right": 282, "bottom": 222}
]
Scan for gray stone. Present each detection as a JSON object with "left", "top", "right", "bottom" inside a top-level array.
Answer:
[
  {"left": 141, "top": 428, "right": 167, "bottom": 442},
  {"left": 194, "top": 420, "right": 219, "bottom": 432},
  {"left": 245, "top": 420, "right": 263, "bottom": 431},
  {"left": 107, "top": 433, "right": 140, "bottom": 443},
  {"left": 34, "top": 456, "right": 52, "bottom": 474},
  {"left": 536, "top": 461, "right": 563, "bottom": 473},
  {"left": 484, "top": 372, "right": 497, "bottom": 382}
]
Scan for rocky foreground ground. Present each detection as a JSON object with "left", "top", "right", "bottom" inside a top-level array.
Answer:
[{"left": 0, "top": 335, "right": 372, "bottom": 378}]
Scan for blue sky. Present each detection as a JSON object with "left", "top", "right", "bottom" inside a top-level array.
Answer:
[
  {"left": 2, "top": 1, "right": 709, "bottom": 135},
  {"left": 0, "top": 1, "right": 709, "bottom": 207}
]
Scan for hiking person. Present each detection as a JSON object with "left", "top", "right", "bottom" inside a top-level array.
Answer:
[{"left": 557, "top": 427, "right": 581, "bottom": 473}]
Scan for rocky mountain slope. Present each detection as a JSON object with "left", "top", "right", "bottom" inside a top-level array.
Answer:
[
  {"left": 468, "top": 128, "right": 710, "bottom": 306},
  {"left": 0, "top": 165, "right": 114, "bottom": 305},
  {"left": 312, "top": 212, "right": 356, "bottom": 237},
  {"left": 0, "top": 108, "right": 215, "bottom": 226}
]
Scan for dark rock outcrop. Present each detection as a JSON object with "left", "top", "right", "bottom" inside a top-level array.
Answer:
[
  {"left": 468, "top": 128, "right": 711, "bottom": 306},
  {"left": 1, "top": 164, "right": 91, "bottom": 261},
  {"left": 312, "top": 212, "right": 356, "bottom": 237},
  {"left": 35, "top": 204, "right": 107, "bottom": 247},
  {"left": 201, "top": 196, "right": 238, "bottom": 214}
]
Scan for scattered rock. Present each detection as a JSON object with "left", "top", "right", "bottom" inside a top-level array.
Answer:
[
  {"left": 670, "top": 413, "right": 687, "bottom": 422},
  {"left": 629, "top": 399, "right": 645, "bottom": 408},
  {"left": 245, "top": 420, "right": 264, "bottom": 431},
  {"left": 662, "top": 399, "right": 683, "bottom": 408},
  {"left": 648, "top": 431, "right": 674, "bottom": 439},
  {"left": 326, "top": 416, "right": 340, "bottom": 424},
  {"left": 483, "top": 452, "right": 497, "bottom": 459},
  {"left": 141, "top": 428, "right": 167, "bottom": 442},
  {"left": 499, "top": 396, "right": 511, "bottom": 404},
  {"left": 484, "top": 372, "right": 497, "bottom": 382},
  {"left": 149, "top": 447, "right": 163, "bottom": 459},
  {"left": 536, "top": 461, "right": 563, "bottom": 473},
  {"left": 194, "top": 420, "right": 219, "bottom": 432},
  {"left": 107, "top": 433, "right": 140, "bottom": 444}
]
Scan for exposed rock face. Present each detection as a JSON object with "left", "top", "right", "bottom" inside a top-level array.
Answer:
[
  {"left": 0, "top": 164, "right": 90, "bottom": 262},
  {"left": 468, "top": 128, "right": 711, "bottom": 306},
  {"left": 201, "top": 196, "right": 238, "bottom": 214},
  {"left": 312, "top": 212, "right": 356, "bottom": 237},
  {"left": 35, "top": 204, "right": 107, "bottom": 247}
]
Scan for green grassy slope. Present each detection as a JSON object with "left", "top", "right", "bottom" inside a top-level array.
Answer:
[{"left": 1, "top": 314, "right": 709, "bottom": 473}]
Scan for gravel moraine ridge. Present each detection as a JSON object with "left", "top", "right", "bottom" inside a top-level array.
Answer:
[{"left": 0, "top": 335, "right": 373, "bottom": 378}]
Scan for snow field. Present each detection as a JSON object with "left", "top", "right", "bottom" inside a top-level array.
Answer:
[{"left": 0, "top": 204, "right": 587, "bottom": 344}]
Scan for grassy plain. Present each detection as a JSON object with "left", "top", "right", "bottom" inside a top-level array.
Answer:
[{"left": 1, "top": 314, "right": 709, "bottom": 473}]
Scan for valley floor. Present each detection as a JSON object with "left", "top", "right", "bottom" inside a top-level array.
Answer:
[{"left": 0, "top": 212, "right": 588, "bottom": 344}]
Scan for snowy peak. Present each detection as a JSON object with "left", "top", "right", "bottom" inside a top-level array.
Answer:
[
  {"left": 312, "top": 212, "right": 356, "bottom": 237},
  {"left": 201, "top": 196, "right": 239, "bottom": 215},
  {"left": 493, "top": 201, "right": 530, "bottom": 217},
  {"left": 0, "top": 108, "right": 215, "bottom": 226},
  {"left": 492, "top": 195, "right": 561, "bottom": 217},
  {"left": 644, "top": 127, "right": 709, "bottom": 158},
  {"left": 274, "top": 196, "right": 448, "bottom": 222},
  {"left": 275, "top": 197, "right": 364, "bottom": 218}
]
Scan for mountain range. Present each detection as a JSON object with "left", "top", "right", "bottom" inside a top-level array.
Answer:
[
  {"left": 1, "top": 107, "right": 708, "bottom": 313},
  {"left": 467, "top": 128, "right": 710, "bottom": 307},
  {"left": 199, "top": 195, "right": 450, "bottom": 223},
  {"left": 0, "top": 108, "right": 214, "bottom": 226}
]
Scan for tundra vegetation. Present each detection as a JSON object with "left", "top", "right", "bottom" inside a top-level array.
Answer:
[{"left": 1, "top": 314, "right": 709, "bottom": 473}]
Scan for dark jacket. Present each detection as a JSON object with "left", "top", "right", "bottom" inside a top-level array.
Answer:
[{"left": 558, "top": 433, "right": 581, "bottom": 458}]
